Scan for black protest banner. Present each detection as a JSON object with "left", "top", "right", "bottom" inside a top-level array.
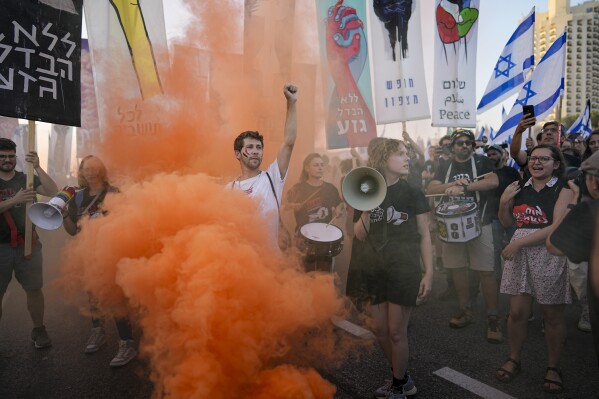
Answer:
[{"left": 0, "top": 0, "right": 83, "bottom": 126}]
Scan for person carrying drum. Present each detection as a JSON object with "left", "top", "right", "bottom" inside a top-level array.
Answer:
[
  {"left": 285, "top": 153, "right": 344, "bottom": 272},
  {"left": 351, "top": 138, "right": 433, "bottom": 399},
  {"left": 426, "top": 129, "right": 502, "bottom": 344},
  {"left": 227, "top": 84, "right": 298, "bottom": 249}
]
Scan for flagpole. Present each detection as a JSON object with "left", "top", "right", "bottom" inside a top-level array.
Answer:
[
  {"left": 557, "top": 95, "right": 564, "bottom": 145},
  {"left": 24, "top": 120, "right": 35, "bottom": 257}
]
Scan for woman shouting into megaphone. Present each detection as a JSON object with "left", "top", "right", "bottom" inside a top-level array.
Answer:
[
  {"left": 62, "top": 155, "right": 138, "bottom": 368},
  {"left": 349, "top": 138, "right": 433, "bottom": 399}
]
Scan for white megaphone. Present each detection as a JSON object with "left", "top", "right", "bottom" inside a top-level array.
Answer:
[
  {"left": 342, "top": 167, "right": 387, "bottom": 211},
  {"left": 29, "top": 186, "right": 77, "bottom": 230}
]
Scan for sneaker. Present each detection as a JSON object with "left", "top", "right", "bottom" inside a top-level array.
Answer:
[
  {"left": 387, "top": 386, "right": 407, "bottom": 399},
  {"left": 31, "top": 326, "right": 52, "bottom": 349},
  {"left": 486, "top": 316, "right": 503, "bottom": 344},
  {"left": 374, "top": 374, "right": 417, "bottom": 398},
  {"left": 449, "top": 309, "right": 474, "bottom": 328},
  {"left": 109, "top": 339, "right": 137, "bottom": 367},
  {"left": 578, "top": 306, "right": 592, "bottom": 332},
  {"left": 84, "top": 327, "right": 106, "bottom": 353}
]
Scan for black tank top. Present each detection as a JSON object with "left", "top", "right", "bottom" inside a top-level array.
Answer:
[{"left": 512, "top": 177, "right": 565, "bottom": 229}]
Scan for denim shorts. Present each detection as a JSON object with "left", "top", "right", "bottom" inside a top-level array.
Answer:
[{"left": 0, "top": 241, "right": 43, "bottom": 294}]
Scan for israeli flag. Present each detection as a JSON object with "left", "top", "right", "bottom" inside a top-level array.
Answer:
[
  {"left": 501, "top": 106, "right": 507, "bottom": 124},
  {"left": 488, "top": 127, "right": 496, "bottom": 142},
  {"left": 477, "top": 7, "right": 535, "bottom": 113},
  {"left": 567, "top": 99, "right": 593, "bottom": 139},
  {"left": 493, "top": 32, "right": 566, "bottom": 145},
  {"left": 477, "top": 126, "right": 486, "bottom": 141}
]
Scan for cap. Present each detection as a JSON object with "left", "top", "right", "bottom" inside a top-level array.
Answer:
[
  {"left": 484, "top": 144, "right": 503, "bottom": 154},
  {"left": 581, "top": 151, "right": 599, "bottom": 177},
  {"left": 451, "top": 129, "right": 475, "bottom": 144}
]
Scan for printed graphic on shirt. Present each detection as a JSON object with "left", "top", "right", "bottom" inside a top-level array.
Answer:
[
  {"left": 370, "top": 205, "right": 409, "bottom": 225},
  {"left": 451, "top": 173, "right": 471, "bottom": 182},
  {"left": 0, "top": 188, "right": 20, "bottom": 208},
  {"left": 513, "top": 204, "right": 549, "bottom": 227}
]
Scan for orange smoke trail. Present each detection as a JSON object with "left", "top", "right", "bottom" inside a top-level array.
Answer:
[{"left": 57, "top": 1, "right": 351, "bottom": 397}]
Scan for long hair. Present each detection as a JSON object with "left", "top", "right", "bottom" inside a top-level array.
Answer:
[
  {"left": 300, "top": 153, "right": 323, "bottom": 181},
  {"left": 530, "top": 144, "right": 566, "bottom": 180},
  {"left": 583, "top": 130, "right": 599, "bottom": 160},
  {"left": 367, "top": 138, "right": 405, "bottom": 176},
  {"left": 77, "top": 155, "right": 109, "bottom": 188}
]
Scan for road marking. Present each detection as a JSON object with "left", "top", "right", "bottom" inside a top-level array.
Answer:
[
  {"left": 330, "top": 317, "right": 375, "bottom": 339},
  {"left": 433, "top": 367, "right": 517, "bottom": 399}
]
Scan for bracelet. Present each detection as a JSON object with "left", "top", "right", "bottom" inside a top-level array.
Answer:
[{"left": 566, "top": 203, "right": 576, "bottom": 210}]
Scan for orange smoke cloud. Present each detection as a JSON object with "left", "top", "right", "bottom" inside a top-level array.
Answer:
[
  {"left": 57, "top": 3, "right": 351, "bottom": 397},
  {"left": 60, "top": 172, "right": 342, "bottom": 397}
]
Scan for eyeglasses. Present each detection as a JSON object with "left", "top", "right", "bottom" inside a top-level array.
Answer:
[
  {"left": 542, "top": 128, "right": 558, "bottom": 134},
  {"left": 529, "top": 156, "right": 554, "bottom": 164},
  {"left": 455, "top": 140, "right": 472, "bottom": 147},
  {"left": 0, "top": 154, "right": 16, "bottom": 160}
]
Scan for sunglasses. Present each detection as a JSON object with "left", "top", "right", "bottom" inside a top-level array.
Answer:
[{"left": 454, "top": 140, "right": 473, "bottom": 147}]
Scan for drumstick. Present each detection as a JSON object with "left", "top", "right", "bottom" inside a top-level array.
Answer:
[
  {"left": 326, "top": 214, "right": 338, "bottom": 227},
  {"left": 425, "top": 194, "right": 446, "bottom": 198},
  {"left": 474, "top": 172, "right": 493, "bottom": 181}
]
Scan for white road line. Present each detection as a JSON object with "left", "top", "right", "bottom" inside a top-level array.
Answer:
[
  {"left": 433, "top": 367, "right": 517, "bottom": 399},
  {"left": 330, "top": 317, "right": 375, "bottom": 339}
]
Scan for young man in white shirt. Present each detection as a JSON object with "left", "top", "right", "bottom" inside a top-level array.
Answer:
[{"left": 228, "top": 83, "right": 298, "bottom": 244}]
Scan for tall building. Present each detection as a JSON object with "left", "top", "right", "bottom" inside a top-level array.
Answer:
[{"left": 535, "top": 0, "right": 599, "bottom": 118}]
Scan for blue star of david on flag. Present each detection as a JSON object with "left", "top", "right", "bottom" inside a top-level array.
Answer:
[
  {"left": 494, "top": 54, "right": 516, "bottom": 78},
  {"left": 515, "top": 81, "right": 536, "bottom": 106},
  {"left": 477, "top": 7, "right": 535, "bottom": 113}
]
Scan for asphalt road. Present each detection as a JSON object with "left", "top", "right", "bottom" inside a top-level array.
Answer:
[{"left": 1, "top": 230, "right": 598, "bottom": 398}]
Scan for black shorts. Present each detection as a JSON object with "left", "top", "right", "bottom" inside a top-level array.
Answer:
[{"left": 349, "top": 240, "right": 421, "bottom": 306}]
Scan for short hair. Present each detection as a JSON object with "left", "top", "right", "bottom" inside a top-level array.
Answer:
[
  {"left": 438, "top": 135, "right": 451, "bottom": 146},
  {"left": 78, "top": 155, "right": 109, "bottom": 188},
  {"left": 0, "top": 138, "right": 16, "bottom": 152},
  {"left": 530, "top": 144, "right": 566, "bottom": 180},
  {"left": 233, "top": 131, "right": 263, "bottom": 153},
  {"left": 368, "top": 138, "right": 405, "bottom": 175},
  {"left": 542, "top": 121, "right": 558, "bottom": 130},
  {"left": 300, "top": 153, "right": 323, "bottom": 181}
]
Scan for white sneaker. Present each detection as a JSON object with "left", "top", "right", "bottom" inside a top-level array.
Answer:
[
  {"left": 84, "top": 327, "right": 106, "bottom": 353},
  {"left": 110, "top": 339, "right": 137, "bottom": 367},
  {"left": 578, "top": 305, "right": 592, "bottom": 332}
]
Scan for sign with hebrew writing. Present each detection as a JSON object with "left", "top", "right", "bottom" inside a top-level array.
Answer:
[
  {"left": 0, "top": 0, "right": 83, "bottom": 126},
  {"left": 368, "top": 0, "right": 430, "bottom": 124},
  {"left": 316, "top": 0, "right": 377, "bottom": 149},
  {"left": 431, "top": 0, "right": 479, "bottom": 128}
]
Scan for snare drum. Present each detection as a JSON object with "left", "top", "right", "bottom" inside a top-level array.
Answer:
[
  {"left": 435, "top": 199, "right": 480, "bottom": 243},
  {"left": 297, "top": 222, "right": 344, "bottom": 258}
]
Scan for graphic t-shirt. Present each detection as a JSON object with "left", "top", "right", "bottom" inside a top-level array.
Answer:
[
  {"left": 433, "top": 154, "right": 495, "bottom": 225},
  {"left": 287, "top": 181, "right": 342, "bottom": 228},
  {"left": 354, "top": 179, "right": 429, "bottom": 247},
  {"left": 0, "top": 171, "right": 41, "bottom": 244},
  {"left": 512, "top": 177, "right": 565, "bottom": 229}
]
